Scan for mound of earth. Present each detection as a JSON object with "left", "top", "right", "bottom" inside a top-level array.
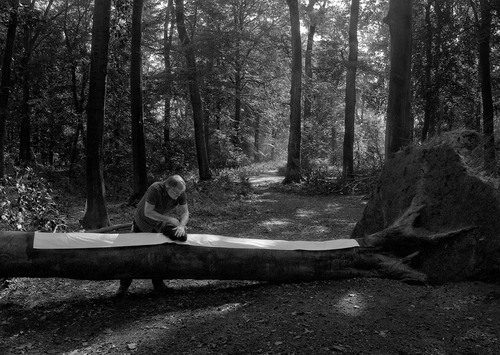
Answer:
[{"left": 353, "top": 131, "right": 500, "bottom": 284}]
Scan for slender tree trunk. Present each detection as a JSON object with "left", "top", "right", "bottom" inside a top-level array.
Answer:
[
  {"left": 63, "top": 0, "right": 90, "bottom": 178},
  {"left": 69, "top": 117, "right": 83, "bottom": 177},
  {"left": 163, "top": 0, "right": 174, "bottom": 146},
  {"left": 478, "top": 0, "right": 496, "bottom": 173},
  {"left": 233, "top": 65, "right": 242, "bottom": 148},
  {"left": 81, "top": 0, "right": 112, "bottom": 229},
  {"left": 19, "top": 29, "right": 32, "bottom": 163},
  {"left": 422, "top": 0, "right": 434, "bottom": 142},
  {"left": 283, "top": 0, "right": 302, "bottom": 184},
  {"left": 18, "top": 0, "right": 55, "bottom": 163},
  {"left": 130, "top": 0, "right": 148, "bottom": 203},
  {"left": 0, "top": 0, "right": 19, "bottom": 178},
  {"left": 384, "top": 0, "right": 413, "bottom": 159},
  {"left": 342, "top": 0, "right": 359, "bottom": 180},
  {"left": 303, "top": 23, "right": 315, "bottom": 121},
  {"left": 232, "top": 5, "right": 243, "bottom": 149},
  {"left": 68, "top": 63, "right": 88, "bottom": 178},
  {"left": 331, "top": 125, "right": 337, "bottom": 165},
  {"left": 302, "top": 15, "right": 315, "bottom": 157},
  {"left": 433, "top": 1, "right": 444, "bottom": 134},
  {"left": 254, "top": 114, "right": 261, "bottom": 162},
  {"left": 175, "top": 0, "right": 211, "bottom": 180}
]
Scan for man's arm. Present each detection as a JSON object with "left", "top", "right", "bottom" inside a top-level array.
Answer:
[
  {"left": 144, "top": 201, "right": 180, "bottom": 226},
  {"left": 174, "top": 203, "right": 189, "bottom": 237},
  {"left": 177, "top": 203, "right": 189, "bottom": 228}
]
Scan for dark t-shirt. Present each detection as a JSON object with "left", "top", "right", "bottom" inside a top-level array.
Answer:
[{"left": 134, "top": 181, "right": 187, "bottom": 232}]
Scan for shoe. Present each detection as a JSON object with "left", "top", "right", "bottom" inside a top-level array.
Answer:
[
  {"left": 153, "top": 284, "right": 170, "bottom": 293},
  {"left": 116, "top": 278, "right": 132, "bottom": 297},
  {"left": 115, "top": 287, "right": 129, "bottom": 298},
  {"left": 152, "top": 279, "right": 169, "bottom": 293}
]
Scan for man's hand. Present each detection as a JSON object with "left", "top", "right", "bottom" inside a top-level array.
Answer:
[
  {"left": 174, "top": 225, "right": 186, "bottom": 237},
  {"left": 161, "top": 221, "right": 187, "bottom": 242}
]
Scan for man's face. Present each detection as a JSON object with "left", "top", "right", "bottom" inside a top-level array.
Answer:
[{"left": 168, "top": 186, "right": 185, "bottom": 199}]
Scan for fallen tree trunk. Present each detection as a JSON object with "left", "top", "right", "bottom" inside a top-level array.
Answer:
[
  {"left": 0, "top": 208, "right": 473, "bottom": 284},
  {"left": 0, "top": 231, "right": 391, "bottom": 282}
]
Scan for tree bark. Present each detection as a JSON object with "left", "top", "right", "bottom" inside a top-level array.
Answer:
[
  {"left": 130, "top": 0, "right": 148, "bottom": 203},
  {"left": 283, "top": 0, "right": 302, "bottom": 184},
  {"left": 63, "top": 0, "right": 91, "bottom": 178},
  {"left": 81, "top": 0, "right": 111, "bottom": 229},
  {"left": 0, "top": 218, "right": 475, "bottom": 284},
  {"left": 18, "top": 0, "right": 56, "bottom": 163},
  {"left": 384, "top": 0, "right": 413, "bottom": 159},
  {"left": 163, "top": 0, "right": 174, "bottom": 146},
  {"left": 478, "top": 0, "right": 496, "bottom": 173},
  {"left": 303, "top": 0, "right": 317, "bottom": 123},
  {"left": 68, "top": 66, "right": 87, "bottom": 178},
  {"left": 421, "top": 0, "right": 435, "bottom": 142},
  {"left": 0, "top": 0, "right": 19, "bottom": 178},
  {"left": 232, "top": 5, "right": 243, "bottom": 149},
  {"left": 342, "top": 0, "right": 359, "bottom": 180},
  {"left": 175, "top": 0, "right": 211, "bottom": 181},
  {"left": 19, "top": 12, "right": 33, "bottom": 163},
  {"left": 253, "top": 114, "right": 261, "bottom": 162}
]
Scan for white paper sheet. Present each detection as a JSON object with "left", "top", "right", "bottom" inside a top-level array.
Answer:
[{"left": 33, "top": 232, "right": 360, "bottom": 251}]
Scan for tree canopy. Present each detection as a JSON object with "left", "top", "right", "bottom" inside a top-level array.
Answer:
[{"left": 0, "top": 0, "right": 499, "bottom": 226}]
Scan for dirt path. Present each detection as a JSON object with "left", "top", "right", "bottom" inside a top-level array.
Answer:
[{"left": 1, "top": 173, "right": 500, "bottom": 355}]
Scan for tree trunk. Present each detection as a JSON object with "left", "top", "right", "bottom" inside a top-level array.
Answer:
[
  {"left": 0, "top": 0, "right": 19, "bottom": 178},
  {"left": 232, "top": 6, "right": 243, "bottom": 149},
  {"left": 175, "top": 0, "right": 211, "bottom": 181},
  {"left": 163, "top": 0, "right": 174, "bottom": 146},
  {"left": 233, "top": 66, "right": 242, "bottom": 148},
  {"left": 0, "top": 232, "right": 364, "bottom": 282},
  {"left": 253, "top": 114, "right": 261, "bottom": 162},
  {"left": 64, "top": 0, "right": 90, "bottom": 178},
  {"left": 18, "top": 0, "right": 56, "bottom": 163},
  {"left": 19, "top": 35, "right": 32, "bottom": 163},
  {"left": 81, "top": 0, "right": 111, "bottom": 230},
  {"left": 478, "top": 0, "right": 496, "bottom": 174},
  {"left": 384, "top": 0, "right": 413, "bottom": 159},
  {"left": 130, "top": 0, "right": 148, "bottom": 203},
  {"left": 0, "top": 216, "right": 477, "bottom": 284},
  {"left": 303, "top": 3, "right": 316, "bottom": 123},
  {"left": 68, "top": 63, "right": 87, "bottom": 178},
  {"left": 283, "top": 0, "right": 302, "bottom": 184},
  {"left": 421, "top": 0, "right": 434, "bottom": 142},
  {"left": 342, "top": 0, "right": 359, "bottom": 180}
]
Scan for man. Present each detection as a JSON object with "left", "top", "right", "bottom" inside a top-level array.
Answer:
[{"left": 116, "top": 175, "right": 190, "bottom": 296}]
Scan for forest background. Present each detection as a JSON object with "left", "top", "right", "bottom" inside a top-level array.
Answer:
[{"left": 0, "top": 0, "right": 499, "bottom": 231}]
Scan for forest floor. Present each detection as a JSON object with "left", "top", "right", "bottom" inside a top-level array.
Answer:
[{"left": 1, "top": 170, "right": 500, "bottom": 355}]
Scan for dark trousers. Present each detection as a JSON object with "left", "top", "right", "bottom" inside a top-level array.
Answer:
[{"left": 119, "top": 221, "right": 164, "bottom": 290}]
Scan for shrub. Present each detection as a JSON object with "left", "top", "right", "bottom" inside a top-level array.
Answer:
[{"left": 0, "top": 167, "right": 65, "bottom": 232}]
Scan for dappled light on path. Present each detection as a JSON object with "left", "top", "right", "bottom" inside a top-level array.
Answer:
[
  {"left": 196, "top": 170, "right": 367, "bottom": 242},
  {"left": 335, "top": 291, "right": 367, "bottom": 317}
]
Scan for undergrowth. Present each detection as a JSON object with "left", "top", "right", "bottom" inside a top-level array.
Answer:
[{"left": 0, "top": 166, "right": 65, "bottom": 232}]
